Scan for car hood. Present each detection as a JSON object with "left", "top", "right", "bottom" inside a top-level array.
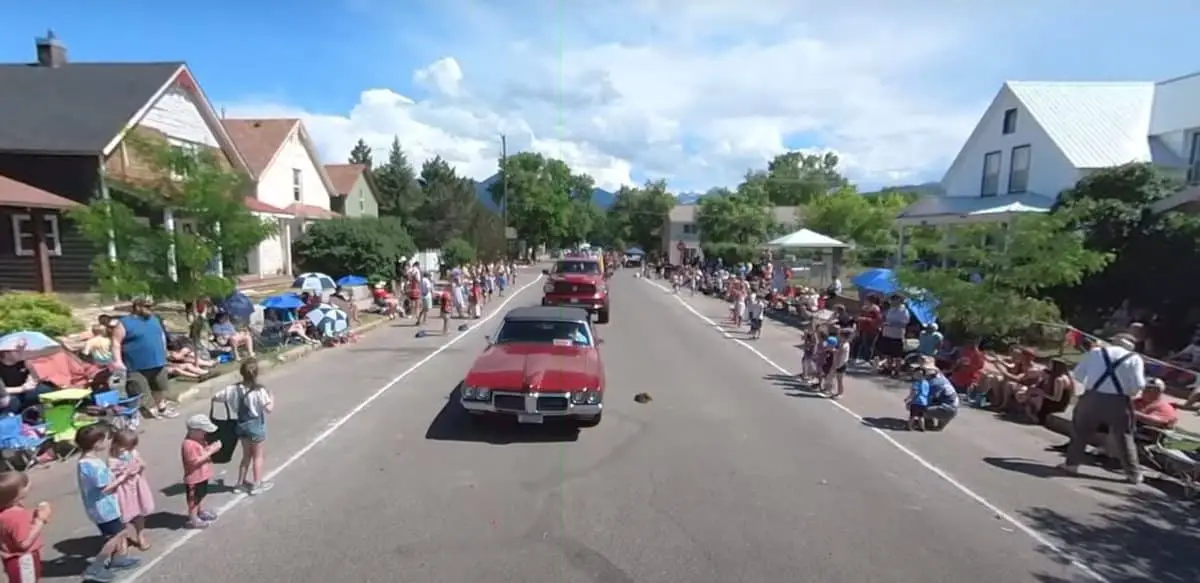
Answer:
[{"left": 465, "top": 343, "right": 602, "bottom": 392}]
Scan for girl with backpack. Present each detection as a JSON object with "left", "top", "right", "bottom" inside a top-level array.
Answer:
[{"left": 211, "top": 359, "right": 275, "bottom": 495}]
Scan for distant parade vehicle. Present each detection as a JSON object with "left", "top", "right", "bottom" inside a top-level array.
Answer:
[
  {"left": 460, "top": 306, "right": 605, "bottom": 428},
  {"left": 541, "top": 257, "right": 611, "bottom": 324}
]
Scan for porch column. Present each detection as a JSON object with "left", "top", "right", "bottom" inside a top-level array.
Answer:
[
  {"left": 1001, "top": 221, "right": 1011, "bottom": 253},
  {"left": 894, "top": 225, "right": 908, "bottom": 267},
  {"left": 213, "top": 222, "right": 224, "bottom": 277},
  {"left": 164, "top": 208, "right": 178, "bottom": 281},
  {"left": 30, "top": 210, "right": 53, "bottom": 293},
  {"left": 282, "top": 218, "right": 294, "bottom": 276}
]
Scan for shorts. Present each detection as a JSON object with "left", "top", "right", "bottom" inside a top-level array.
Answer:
[
  {"left": 185, "top": 480, "right": 209, "bottom": 510},
  {"left": 877, "top": 336, "right": 905, "bottom": 358},
  {"left": 236, "top": 417, "right": 268, "bottom": 443},
  {"left": 96, "top": 518, "right": 126, "bottom": 538},
  {"left": 3, "top": 551, "right": 41, "bottom": 583},
  {"left": 835, "top": 364, "right": 847, "bottom": 374},
  {"left": 421, "top": 296, "right": 433, "bottom": 311},
  {"left": 126, "top": 367, "right": 169, "bottom": 396},
  {"left": 908, "top": 403, "right": 928, "bottom": 418},
  {"left": 749, "top": 317, "right": 762, "bottom": 331}
]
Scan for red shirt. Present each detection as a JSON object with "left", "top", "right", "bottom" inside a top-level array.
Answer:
[
  {"left": 439, "top": 290, "right": 453, "bottom": 315},
  {"left": 181, "top": 438, "right": 214, "bottom": 485},
  {"left": 950, "top": 346, "right": 986, "bottom": 390},
  {"left": 1134, "top": 396, "right": 1179, "bottom": 428},
  {"left": 857, "top": 305, "right": 881, "bottom": 335},
  {"left": 0, "top": 505, "right": 41, "bottom": 559}
]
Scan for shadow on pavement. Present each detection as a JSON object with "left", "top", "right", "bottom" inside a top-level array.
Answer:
[
  {"left": 1023, "top": 486, "right": 1200, "bottom": 583},
  {"left": 44, "top": 511, "right": 188, "bottom": 577},
  {"left": 160, "top": 481, "right": 239, "bottom": 498},
  {"left": 425, "top": 386, "right": 580, "bottom": 445},
  {"left": 861, "top": 417, "right": 909, "bottom": 431}
]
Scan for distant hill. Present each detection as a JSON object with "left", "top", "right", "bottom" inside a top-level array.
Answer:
[
  {"left": 861, "top": 181, "right": 944, "bottom": 198},
  {"left": 472, "top": 174, "right": 615, "bottom": 211}
]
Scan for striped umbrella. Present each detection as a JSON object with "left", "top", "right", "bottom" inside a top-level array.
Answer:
[
  {"left": 305, "top": 304, "right": 350, "bottom": 335},
  {"left": 293, "top": 272, "right": 336, "bottom": 292}
]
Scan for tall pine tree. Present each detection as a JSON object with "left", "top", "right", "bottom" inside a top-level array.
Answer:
[
  {"left": 348, "top": 138, "right": 374, "bottom": 168},
  {"left": 371, "top": 137, "right": 423, "bottom": 220}
]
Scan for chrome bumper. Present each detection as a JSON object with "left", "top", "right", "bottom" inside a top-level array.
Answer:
[
  {"left": 542, "top": 298, "right": 607, "bottom": 312},
  {"left": 461, "top": 391, "right": 603, "bottom": 417}
]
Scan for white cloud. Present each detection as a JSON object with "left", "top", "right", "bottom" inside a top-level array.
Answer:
[{"left": 227, "top": 0, "right": 1006, "bottom": 192}]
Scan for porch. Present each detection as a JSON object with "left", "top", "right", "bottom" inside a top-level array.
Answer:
[
  {"left": 243, "top": 200, "right": 340, "bottom": 278},
  {"left": 894, "top": 193, "right": 1056, "bottom": 262}
]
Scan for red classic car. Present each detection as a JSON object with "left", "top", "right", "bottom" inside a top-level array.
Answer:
[
  {"left": 460, "top": 306, "right": 605, "bottom": 427},
  {"left": 542, "top": 259, "right": 610, "bottom": 323}
]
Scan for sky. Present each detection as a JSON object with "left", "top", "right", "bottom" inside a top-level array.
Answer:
[{"left": 3, "top": 0, "right": 1198, "bottom": 192}]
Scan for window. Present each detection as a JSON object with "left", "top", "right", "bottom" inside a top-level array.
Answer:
[
  {"left": 1188, "top": 133, "right": 1200, "bottom": 185},
  {"left": 292, "top": 168, "right": 303, "bottom": 201},
  {"left": 358, "top": 194, "right": 365, "bottom": 213},
  {"left": 1002, "top": 108, "right": 1018, "bottom": 135},
  {"left": 1008, "top": 145, "right": 1031, "bottom": 194},
  {"left": 552, "top": 260, "right": 601, "bottom": 274},
  {"left": 495, "top": 319, "right": 592, "bottom": 347},
  {"left": 981, "top": 151, "right": 1002, "bottom": 196},
  {"left": 11, "top": 214, "right": 62, "bottom": 257},
  {"left": 682, "top": 223, "right": 697, "bottom": 234}
]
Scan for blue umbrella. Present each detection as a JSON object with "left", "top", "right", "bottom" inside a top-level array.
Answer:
[
  {"left": 221, "top": 291, "right": 255, "bottom": 320},
  {"left": 0, "top": 331, "right": 61, "bottom": 352},
  {"left": 261, "top": 293, "right": 305, "bottom": 310},
  {"left": 293, "top": 272, "right": 337, "bottom": 292},
  {"left": 336, "top": 275, "right": 368, "bottom": 287},
  {"left": 850, "top": 268, "right": 899, "bottom": 294}
]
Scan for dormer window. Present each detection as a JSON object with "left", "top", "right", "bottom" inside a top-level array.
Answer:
[
  {"left": 1002, "top": 108, "right": 1018, "bottom": 135},
  {"left": 292, "top": 168, "right": 302, "bottom": 201}
]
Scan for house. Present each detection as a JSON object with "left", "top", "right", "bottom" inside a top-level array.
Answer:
[
  {"left": 661, "top": 204, "right": 800, "bottom": 264},
  {"left": 0, "top": 32, "right": 254, "bottom": 293},
  {"left": 220, "top": 118, "right": 340, "bottom": 277},
  {"left": 1147, "top": 73, "right": 1200, "bottom": 213},
  {"left": 900, "top": 75, "right": 1200, "bottom": 229},
  {"left": 323, "top": 163, "right": 380, "bottom": 217}
]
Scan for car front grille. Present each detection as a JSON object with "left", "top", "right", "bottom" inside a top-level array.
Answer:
[
  {"left": 493, "top": 394, "right": 525, "bottom": 411},
  {"left": 552, "top": 281, "right": 595, "bottom": 294},
  {"left": 536, "top": 396, "right": 569, "bottom": 412}
]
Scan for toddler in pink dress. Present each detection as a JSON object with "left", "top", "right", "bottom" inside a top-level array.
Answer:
[{"left": 109, "top": 428, "right": 155, "bottom": 550}]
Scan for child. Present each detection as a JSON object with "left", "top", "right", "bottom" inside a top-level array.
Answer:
[
  {"left": 828, "top": 329, "right": 853, "bottom": 399},
  {"left": 75, "top": 424, "right": 140, "bottom": 582},
  {"left": 181, "top": 415, "right": 222, "bottom": 528},
  {"left": 799, "top": 330, "right": 820, "bottom": 385},
  {"left": 906, "top": 370, "right": 933, "bottom": 431},
  {"left": 469, "top": 279, "right": 482, "bottom": 319},
  {"left": 82, "top": 324, "right": 113, "bottom": 366},
  {"left": 439, "top": 287, "right": 453, "bottom": 335},
  {"left": 817, "top": 335, "right": 838, "bottom": 391},
  {"left": 746, "top": 294, "right": 765, "bottom": 339},
  {"left": 109, "top": 429, "right": 154, "bottom": 548},
  {"left": 0, "top": 471, "right": 51, "bottom": 583},
  {"left": 211, "top": 359, "right": 274, "bottom": 495}
]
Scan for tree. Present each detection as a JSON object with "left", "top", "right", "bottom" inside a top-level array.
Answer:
[
  {"left": 70, "top": 134, "right": 276, "bottom": 303},
  {"left": 372, "top": 137, "right": 424, "bottom": 220},
  {"left": 292, "top": 217, "right": 415, "bottom": 282},
  {"left": 801, "top": 186, "right": 909, "bottom": 263},
  {"left": 697, "top": 182, "right": 773, "bottom": 260},
  {"left": 488, "top": 152, "right": 572, "bottom": 251},
  {"left": 1048, "top": 163, "right": 1200, "bottom": 337},
  {"left": 896, "top": 214, "right": 1110, "bottom": 342},
  {"left": 760, "top": 151, "right": 848, "bottom": 206},
  {"left": 463, "top": 207, "right": 508, "bottom": 260},
  {"left": 348, "top": 138, "right": 374, "bottom": 168},
  {"left": 410, "top": 156, "right": 477, "bottom": 249},
  {"left": 604, "top": 180, "right": 675, "bottom": 257},
  {"left": 440, "top": 237, "right": 476, "bottom": 268}
]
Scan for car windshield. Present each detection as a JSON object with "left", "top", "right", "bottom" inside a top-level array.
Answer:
[
  {"left": 495, "top": 320, "right": 592, "bottom": 347},
  {"left": 554, "top": 261, "right": 601, "bottom": 274}
]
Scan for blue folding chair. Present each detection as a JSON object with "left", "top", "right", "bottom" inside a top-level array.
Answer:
[
  {"left": 0, "top": 414, "right": 48, "bottom": 470},
  {"left": 92, "top": 391, "right": 142, "bottom": 431}
]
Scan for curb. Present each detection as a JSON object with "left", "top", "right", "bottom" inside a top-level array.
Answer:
[{"left": 169, "top": 316, "right": 393, "bottom": 407}]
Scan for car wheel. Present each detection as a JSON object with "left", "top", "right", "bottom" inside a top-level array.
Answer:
[
  {"left": 575, "top": 413, "right": 602, "bottom": 428},
  {"left": 596, "top": 308, "right": 610, "bottom": 324}
]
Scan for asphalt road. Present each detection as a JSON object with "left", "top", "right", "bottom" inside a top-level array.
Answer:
[{"left": 71, "top": 270, "right": 1190, "bottom": 583}]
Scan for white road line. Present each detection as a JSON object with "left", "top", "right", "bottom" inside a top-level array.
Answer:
[
  {"left": 124, "top": 275, "right": 544, "bottom": 582},
  {"left": 642, "top": 278, "right": 1107, "bottom": 583}
]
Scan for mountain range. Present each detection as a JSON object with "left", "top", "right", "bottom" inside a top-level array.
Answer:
[{"left": 473, "top": 174, "right": 616, "bottom": 211}]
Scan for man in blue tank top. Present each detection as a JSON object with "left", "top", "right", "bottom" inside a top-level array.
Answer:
[{"left": 111, "top": 297, "right": 178, "bottom": 418}]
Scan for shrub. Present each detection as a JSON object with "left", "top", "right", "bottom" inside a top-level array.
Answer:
[
  {"left": 0, "top": 292, "right": 79, "bottom": 337},
  {"left": 292, "top": 217, "right": 416, "bottom": 282},
  {"left": 440, "top": 238, "right": 476, "bottom": 269}
]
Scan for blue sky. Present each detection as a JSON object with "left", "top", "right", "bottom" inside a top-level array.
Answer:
[{"left": 5, "top": 1, "right": 1200, "bottom": 192}]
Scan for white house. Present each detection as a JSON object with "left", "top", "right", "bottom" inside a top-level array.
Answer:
[
  {"left": 221, "top": 118, "right": 340, "bottom": 277},
  {"left": 898, "top": 75, "right": 1200, "bottom": 229}
]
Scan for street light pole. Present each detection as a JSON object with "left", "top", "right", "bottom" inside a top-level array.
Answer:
[{"left": 500, "top": 133, "right": 509, "bottom": 256}]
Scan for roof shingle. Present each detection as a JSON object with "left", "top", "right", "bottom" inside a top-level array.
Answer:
[
  {"left": 1006, "top": 81, "right": 1156, "bottom": 169},
  {"left": 323, "top": 164, "right": 365, "bottom": 196},
  {"left": 0, "top": 174, "right": 82, "bottom": 209},
  {"left": 220, "top": 119, "right": 298, "bottom": 177}
]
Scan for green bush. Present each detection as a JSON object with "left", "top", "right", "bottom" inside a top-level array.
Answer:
[
  {"left": 0, "top": 292, "right": 79, "bottom": 337},
  {"left": 440, "top": 237, "right": 476, "bottom": 269},
  {"left": 293, "top": 217, "right": 416, "bottom": 282}
]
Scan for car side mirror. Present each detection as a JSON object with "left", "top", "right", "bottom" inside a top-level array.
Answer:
[{"left": 542, "top": 269, "right": 550, "bottom": 276}]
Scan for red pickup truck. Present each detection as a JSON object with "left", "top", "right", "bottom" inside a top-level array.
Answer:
[{"left": 542, "top": 259, "right": 610, "bottom": 323}]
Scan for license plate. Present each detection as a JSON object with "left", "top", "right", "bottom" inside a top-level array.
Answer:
[
  {"left": 569, "top": 298, "right": 579, "bottom": 303},
  {"left": 517, "top": 414, "right": 544, "bottom": 424}
]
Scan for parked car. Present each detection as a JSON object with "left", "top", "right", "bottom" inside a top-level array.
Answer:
[
  {"left": 541, "top": 258, "right": 611, "bottom": 324},
  {"left": 460, "top": 306, "right": 604, "bottom": 427}
]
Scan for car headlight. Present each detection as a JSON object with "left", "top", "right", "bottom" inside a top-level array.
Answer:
[
  {"left": 462, "top": 386, "right": 492, "bottom": 401},
  {"left": 571, "top": 390, "right": 602, "bottom": 405}
]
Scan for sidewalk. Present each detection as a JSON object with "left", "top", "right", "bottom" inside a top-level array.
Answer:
[{"left": 25, "top": 277, "right": 542, "bottom": 581}]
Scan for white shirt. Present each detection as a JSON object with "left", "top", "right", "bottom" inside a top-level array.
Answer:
[
  {"left": 419, "top": 277, "right": 433, "bottom": 297},
  {"left": 212, "top": 383, "right": 274, "bottom": 418},
  {"left": 747, "top": 301, "right": 764, "bottom": 319},
  {"left": 1072, "top": 345, "right": 1145, "bottom": 396},
  {"left": 882, "top": 306, "right": 910, "bottom": 339}
]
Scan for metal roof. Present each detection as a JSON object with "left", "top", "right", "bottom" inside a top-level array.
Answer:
[
  {"left": 897, "top": 193, "right": 1056, "bottom": 220},
  {"left": 503, "top": 306, "right": 591, "bottom": 323},
  {"left": 0, "top": 62, "right": 183, "bottom": 153},
  {"left": 1006, "top": 81, "right": 1156, "bottom": 169}
]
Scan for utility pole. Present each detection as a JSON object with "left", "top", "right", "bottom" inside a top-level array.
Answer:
[{"left": 500, "top": 133, "right": 509, "bottom": 257}]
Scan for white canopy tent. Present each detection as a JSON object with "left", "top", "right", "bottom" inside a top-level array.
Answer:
[{"left": 766, "top": 228, "right": 848, "bottom": 249}]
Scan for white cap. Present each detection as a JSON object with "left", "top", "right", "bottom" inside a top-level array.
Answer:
[{"left": 185, "top": 414, "right": 218, "bottom": 433}]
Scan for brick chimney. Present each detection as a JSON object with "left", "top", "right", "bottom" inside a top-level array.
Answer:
[{"left": 35, "top": 30, "right": 67, "bottom": 68}]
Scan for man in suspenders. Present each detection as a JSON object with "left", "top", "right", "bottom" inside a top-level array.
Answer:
[{"left": 1059, "top": 333, "right": 1146, "bottom": 484}]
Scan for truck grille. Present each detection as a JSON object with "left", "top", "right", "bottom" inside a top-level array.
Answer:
[
  {"left": 553, "top": 281, "right": 595, "bottom": 294},
  {"left": 493, "top": 394, "right": 525, "bottom": 411},
  {"left": 536, "top": 396, "right": 569, "bottom": 412}
]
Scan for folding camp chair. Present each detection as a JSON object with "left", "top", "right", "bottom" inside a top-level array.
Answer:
[
  {"left": 42, "top": 403, "right": 98, "bottom": 459},
  {"left": 1143, "top": 430, "right": 1200, "bottom": 499},
  {"left": 90, "top": 391, "right": 142, "bottom": 431},
  {"left": 0, "top": 414, "right": 48, "bottom": 470}
]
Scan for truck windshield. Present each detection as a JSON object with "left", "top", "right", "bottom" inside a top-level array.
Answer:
[
  {"left": 495, "top": 320, "right": 592, "bottom": 346},
  {"left": 554, "top": 261, "right": 600, "bottom": 274}
]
